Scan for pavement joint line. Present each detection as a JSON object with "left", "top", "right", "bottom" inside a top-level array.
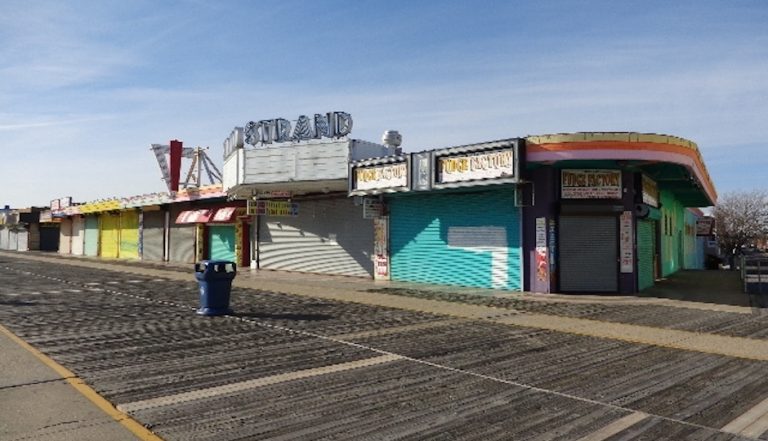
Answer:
[
  {"left": 0, "top": 376, "right": 76, "bottom": 391},
  {"left": 2, "top": 257, "right": 766, "bottom": 439},
  {"left": 116, "top": 354, "right": 404, "bottom": 413},
  {"left": 327, "top": 318, "right": 470, "bottom": 341},
  {"left": 0, "top": 322, "right": 163, "bottom": 441},
  {"left": 575, "top": 411, "right": 650, "bottom": 441},
  {"left": 722, "top": 393, "right": 768, "bottom": 437}
]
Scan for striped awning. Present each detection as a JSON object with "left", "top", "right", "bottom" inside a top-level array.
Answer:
[{"left": 175, "top": 209, "right": 212, "bottom": 224}]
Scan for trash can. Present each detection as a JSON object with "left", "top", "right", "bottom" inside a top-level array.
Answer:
[{"left": 194, "top": 260, "right": 236, "bottom": 316}]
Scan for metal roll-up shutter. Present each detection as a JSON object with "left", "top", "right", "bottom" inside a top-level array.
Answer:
[
  {"left": 17, "top": 229, "right": 29, "bottom": 251},
  {"left": 0, "top": 229, "right": 8, "bottom": 250},
  {"left": 59, "top": 218, "right": 73, "bottom": 254},
  {"left": 39, "top": 225, "right": 60, "bottom": 251},
  {"left": 71, "top": 216, "right": 85, "bottom": 256},
  {"left": 209, "top": 225, "right": 236, "bottom": 262},
  {"left": 142, "top": 211, "right": 165, "bottom": 261},
  {"left": 169, "top": 207, "right": 196, "bottom": 263},
  {"left": 390, "top": 190, "right": 522, "bottom": 290},
  {"left": 9, "top": 231, "right": 18, "bottom": 251},
  {"left": 637, "top": 219, "right": 656, "bottom": 291},
  {"left": 119, "top": 210, "right": 139, "bottom": 259},
  {"left": 258, "top": 197, "right": 373, "bottom": 277},
  {"left": 99, "top": 214, "right": 120, "bottom": 258},
  {"left": 559, "top": 216, "right": 618, "bottom": 292},
  {"left": 83, "top": 216, "right": 99, "bottom": 256}
]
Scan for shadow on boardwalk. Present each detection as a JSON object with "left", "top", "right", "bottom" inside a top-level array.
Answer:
[{"left": 638, "top": 270, "right": 749, "bottom": 307}]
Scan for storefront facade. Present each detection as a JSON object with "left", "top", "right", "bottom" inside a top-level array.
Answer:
[
  {"left": 524, "top": 132, "right": 717, "bottom": 294},
  {"left": 350, "top": 139, "right": 525, "bottom": 290},
  {"left": 222, "top": 112, "right": 395, "bottom": 277}
]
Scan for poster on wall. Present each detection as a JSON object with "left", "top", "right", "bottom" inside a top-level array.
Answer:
[
  {"left": 535, "top": 217, "right": 549, "bottom": 282},
  {"left": 375, "top": 256, "right": 389, "bottom": 278},
  {"left": 620, "top": 211, "right": 634, "bottom": 273},
  {"left": 373, "top": 216, "right": 388, "bottom": 257},
  {"left": 561, "top": 169, "right": 622, "bottom": 199}
]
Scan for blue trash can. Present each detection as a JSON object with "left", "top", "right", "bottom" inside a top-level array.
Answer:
[{"left": 194, "top": 260, "right": 237, "bottom": 316}]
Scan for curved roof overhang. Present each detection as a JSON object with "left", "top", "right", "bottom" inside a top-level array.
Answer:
[{"left": 525, "top": 132, "right": 717, "bottom": 207}]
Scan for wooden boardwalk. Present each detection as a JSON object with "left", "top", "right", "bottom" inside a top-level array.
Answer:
[{"left": 1, "top": 251, "right": 767, "bottom": 440}]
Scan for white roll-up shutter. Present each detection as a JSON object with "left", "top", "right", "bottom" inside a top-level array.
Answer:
[
  {"left": 559, "top": 216, "right": 618, "bottom": 292},
  {"left": 258, "top": 197, "right": 373, "bottom": 277},
  {"left": 17, "top": 230, "right": 29, "bottom": 251},
  {"left": 71, "top": 216, "right": 85, "bottom": 256},
  {"left": 169, "top": 207, "right": 196, "bottom": 263}
]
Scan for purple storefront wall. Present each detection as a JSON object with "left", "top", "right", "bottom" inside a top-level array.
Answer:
[{"left": 522, "top": 167, "right": 639, "bottom": 294}]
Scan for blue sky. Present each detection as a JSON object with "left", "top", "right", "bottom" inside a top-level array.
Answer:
[{"left": 1, "top": 0, "right": 766, "bottom": 207}]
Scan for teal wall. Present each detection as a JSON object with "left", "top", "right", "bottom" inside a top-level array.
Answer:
[
  {"left": 660, "top": 190, "right": 686, "bottom": 277},
  {"left": 684, "top": 210, "right": 704, "bottom": 269},
  {"left": 390, "top": 190, "right": 521, "bottom": 290},
  {"left": 637, "top": 219, "right": 656, "bottom": 291}
]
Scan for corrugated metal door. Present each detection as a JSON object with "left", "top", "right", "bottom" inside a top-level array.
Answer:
[
  {"left": 142, "top": 211, "right": 165, "bottom": 261},
  {"left": 59, "top": 218, "right": 72, "bottom": 254},
  {"left": 16, "top": 230, "right": 29, "bottom": 251},
  {"left": 119, "top": 210, "right": 140, "bottom": 259},
  {"left": 559, "top": 216, "right": 618, "bottom": 292},
  {"left": 390, "top": 191, "right": 522, "bottom": 290},
  {"left": 83, "top": 215, "right": 99, "bottom": 256},
  {"left": 637, "top": 219, "right": 656, "bottom": 291},
  {"left": 9, "top": 231, "right": 18, "bottom": 251},
  {"left": 70, "top": 216, "right": 85, "bottom": 256},
  {"left": 169, "top": 207, "right": 196, "bottom": 263},
  {"left": 99, "top": 214, "right": 120, "bottom": 258},
  {"left": 258, "top": 198, "right": 373, "bottom": 277},
  {"left": 39, "top": 225, "right": 59, "bottom": 251},
  {"left": 209, "top": 225, "right": 236, "bottom": 262},
  {"left": 0, "top": 229, "right": 8, "bottom": 250}
]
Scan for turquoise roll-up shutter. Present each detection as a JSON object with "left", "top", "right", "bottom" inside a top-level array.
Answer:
[
  {"left": 209, "top": 225, "right": 236, "bottom": 262},
  {"left": 83, "top": 215, "right": 99, "bottom": 256},
  {"left": 390, "top": 190, "right": 521, "bottom": 290}
]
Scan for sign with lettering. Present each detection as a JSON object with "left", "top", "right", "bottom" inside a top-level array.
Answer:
[
  {"left": 363, "top": 198, "right": 383, "bottom": 219},
  {"left": 561, "top": 169, "right": 622, "bottom": 199},
  {"left": 641, "top": 175, "right": 659, "bottom": 207},
  {"left": 696, "top": 217, "right": 714, "bottom": 236},
  {"left": 437, "top": 148, "right": 516, "bottom": 184},
  {"left": 255, "top": 191, "right": 292, "bottom": 199},
  {"left": 535, "top": 217, "right": 549, "bottom": 282},
  {"left": 620, "top": 211, "right": 634, "bottom": 273},
  {"left": 50, "top": 197, "right": 73, "bottom": 211},
  {"left": 243, "top": 112, "right": 352, "bottom": 146},
  {"left": 249, "top": 200, "right": 299, "bottom": 217},
  {"left": 354, "top": 163, "right": 408, "bottom": 192}
]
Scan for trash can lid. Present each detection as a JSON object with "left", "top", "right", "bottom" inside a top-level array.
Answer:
[{"left": 195, "top": 260, "right": 237, "bottom": 274}]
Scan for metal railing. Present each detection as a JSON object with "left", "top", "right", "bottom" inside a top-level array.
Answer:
[{"left": 741, "top": 255, "right": 768, "bottom": 306}]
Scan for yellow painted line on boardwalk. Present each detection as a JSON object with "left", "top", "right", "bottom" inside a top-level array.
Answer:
[
  {"left": 118, "top": 354, "right": 404, "bottom": 413},
  {"left": 0, "top": 323, "right": 163, "bottom": 441},
  {"left": 576, "top": 412, "right": 649, "bottom": 441}
]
